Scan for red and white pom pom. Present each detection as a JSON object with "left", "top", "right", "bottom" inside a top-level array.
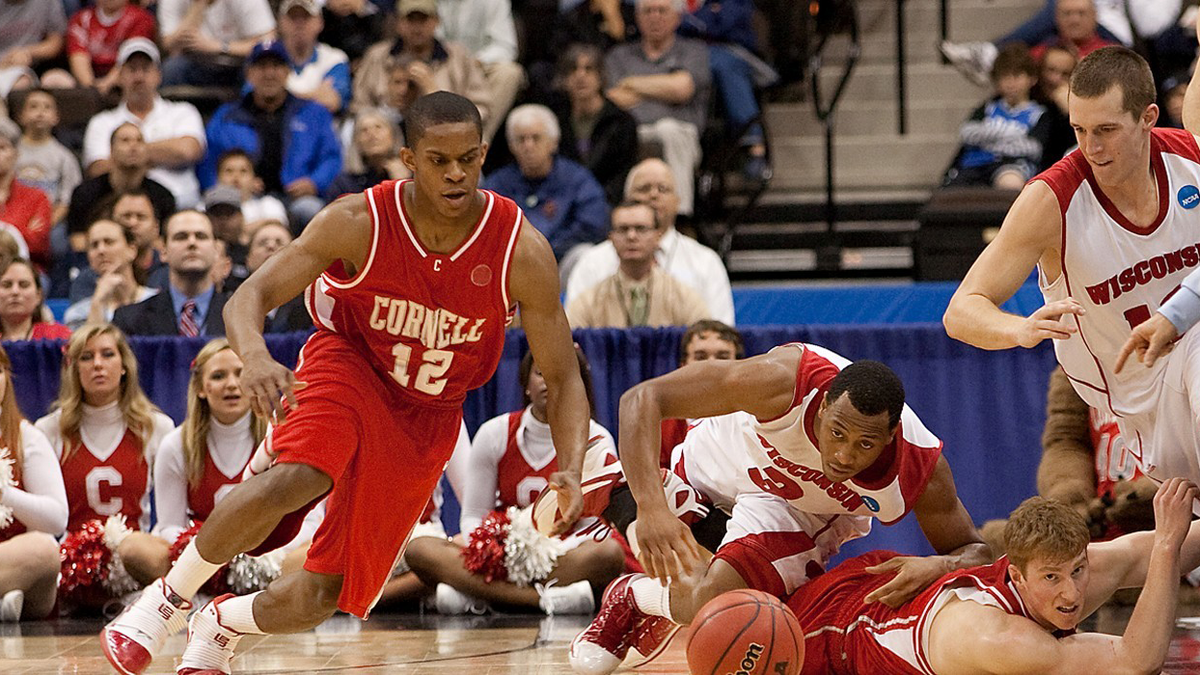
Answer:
[
  {"left": 462, "top": 506, "right": 566, "bottom": 587},
  {"left": 0, "top": 446, "right": 15, "bottom": 530},
  {"left": 59, "top": 517, "right": 138, "bottom": 605}
]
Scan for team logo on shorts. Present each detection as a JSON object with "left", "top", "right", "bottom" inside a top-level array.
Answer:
[
  {"left": 1178, "top": 185, "right": 1200, "bottom": 209},
  {"left": 471, "top": 264, "right": 492, "bottom": 286}
]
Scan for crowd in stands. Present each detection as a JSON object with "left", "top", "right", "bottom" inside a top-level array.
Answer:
[
  {"left": 0, "top": 0, "right": 784, "bottom": 342},
  {"left": 942, "top": 0, "right": 1197, "bottom": 188}
]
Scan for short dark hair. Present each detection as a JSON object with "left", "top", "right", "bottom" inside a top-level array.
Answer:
[
  {"left": 110, "top": 121, "right": 142, "bottom": 145},
  {"left": 216, "top": 148, "right": 254, "bottom": 173},
  {"left": 679, "top": 320, "right": 744, "bottom": 365},
  {"left": 825, "top": 360, "right": 905, "bottom": 428},
  {"left": 611, "top": 199, "right": 660, "bottom": 231},
  {"left": 992, "top": 44, "right": 1036, "bottom": 80},
  {"left": 403, "top": 91, "right": 483, "bottom": 149},
  {"left": 519, "top": 345, "right": 597, "bottom": 417},
  {"left": 18, "top": 87, "right": 56, "bottom": 115},
  {"left": 1070, "top": 46, "right": 1156, "bottom": 119}
]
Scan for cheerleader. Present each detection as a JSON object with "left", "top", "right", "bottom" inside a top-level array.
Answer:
[
  {"left": 0, "top": 344, "right": 67, "bottom": 621},
  {"left": 117, "top": 338, "right": 274, "bottom": 583},
  {"left": 35, "top": 324, "right": 174, "bottom": 603},
  {"left": 405, "top": 348, "right": 626, "bottom": 615}
]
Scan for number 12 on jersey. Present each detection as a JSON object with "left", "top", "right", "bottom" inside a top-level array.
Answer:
[{"left": 390, "top": 343, "right": 453, "bottom": 395}]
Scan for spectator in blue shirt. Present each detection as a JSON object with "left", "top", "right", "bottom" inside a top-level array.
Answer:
[
  {"left": 483, "top": 104, "right": 609, "bottom": 281},
  {"left": 198, "top": 40, "right": 342, "bottom": 234}
]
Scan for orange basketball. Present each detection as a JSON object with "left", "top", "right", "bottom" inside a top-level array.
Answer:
[{"left": 686, "top": 590, "right": 804, "bottom": 675}]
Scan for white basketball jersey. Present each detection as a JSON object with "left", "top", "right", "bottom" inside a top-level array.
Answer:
[
  {"left": 1037, "top": 128, "right": 1200, "bottom": 418},
  {"left": 674, "top": 343, "right": 943, "bottom": 524}
]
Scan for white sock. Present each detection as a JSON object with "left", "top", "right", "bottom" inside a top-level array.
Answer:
[
  {"left": 629, "top": 575, "right": 674, "bottom": 622},
  {"left": 164, "top": 540, "right": 222, "bottom": 601},
  {"left": 215, "top": 592, "right": 266, "bottom": 635}
]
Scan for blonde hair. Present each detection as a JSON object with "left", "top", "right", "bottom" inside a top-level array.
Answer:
[
  {"left": 0, "top": 344, "right": 24, "bottom": 481},
  {"left": 1004, "top": 496, "right": 1091, "bottom": 573},
  {"left": 55, "top": 323, "right": 159, "bottom": 464},
  {"left": 181, "top": 339, "right": 265, "bottom": 488}
]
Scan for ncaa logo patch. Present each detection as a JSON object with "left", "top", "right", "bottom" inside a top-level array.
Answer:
[
  {"left": 860, "top": 495, "right": 881, "bottom": 512},
  {"left": 1179, "top": 185, "right": 1200, "bottom": 209}
]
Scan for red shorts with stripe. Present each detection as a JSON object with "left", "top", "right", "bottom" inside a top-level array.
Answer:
[
  {"left": 253, "top": 332, "right": 462, "bottom": 618},
  {"left": 784, "top": 551, "right": 903, "bottom": 675}
]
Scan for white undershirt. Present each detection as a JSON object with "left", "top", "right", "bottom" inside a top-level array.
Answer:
[
  {"left": 0, "top": 421, "right": 68, "bottom": 536},
  {"left": 152, "top": 411, "right": 253, "bottom": 543}
]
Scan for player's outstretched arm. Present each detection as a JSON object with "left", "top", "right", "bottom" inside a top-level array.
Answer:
[
  {"left": 617, "top": 349, "right": 799, "bottom": 580},
  {"left": 865, "top": 456, "right": 989, "bottom": 607},
  {"left": 225, "top": 195, "right": 372, "bottom": 422},
  {"left": 508, "top": 220, "right": 588, "bottom": 536},
  {"left": 944, "top": 181, "right": 1082, "bottom": 350}
]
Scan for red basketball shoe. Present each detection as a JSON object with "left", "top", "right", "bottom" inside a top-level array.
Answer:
[
  {"left": 569, "top": 573, "right": 680, "bottom": 674},
  {"left": 101, "top": 578, "right": 192, "bottom": 675}
]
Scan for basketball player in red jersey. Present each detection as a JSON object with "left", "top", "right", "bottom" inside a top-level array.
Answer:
[
  {"left": 788, "top": 477, "right": 1199, "bottom": 675},
  {"left": 102, "top": 91, "right": 590, "bottom": 675}
]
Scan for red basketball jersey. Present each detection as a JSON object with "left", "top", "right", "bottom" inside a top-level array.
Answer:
[
  {"left": 186, "top": 450, "right": 250, "bottom": 523},
  {"left": 305, "top": 180, "right": 522, "bottom": 407},
  {"left": 789, "top": 553, "right": 1037, "bottom": 675},
  {"left": 59, "top": 430, "right": 148, "bottom": 532}
]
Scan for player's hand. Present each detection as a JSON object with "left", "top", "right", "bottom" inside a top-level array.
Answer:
[
  {"left": 240, "top": 352, "right": 307, "bottom": 423},
  {"left": 1152, "top": 477, "right": 1198, "bottom": 552},
  {"left": 545, "top": 469, "right": 583, "bottom": 536},
  {"left": 633, "top": 506, "right": 707, "bottom": 582},
  {"left": 1015, "top": 298, "right": 1085, "bottom": 348},
  {"left": 864, "top": 555, "right": 949, "bottom": 608},
  {"left": 1115, "top": 313, "right": 1178, "bottom": 373}
]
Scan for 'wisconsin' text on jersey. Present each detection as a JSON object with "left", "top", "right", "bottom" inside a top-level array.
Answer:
[{"left": 367, "top": 295, "right": 487, "bottom": 349}]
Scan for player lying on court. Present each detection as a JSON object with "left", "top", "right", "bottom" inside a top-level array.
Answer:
[
  {"left": 788, "top": 477, "right": 1199, "bottom": 675},
  {"left": 568, "top": 342, "right": 990, "bottom": 674},
  {"left": 101, "top": 91, "right": 591, "bottom": 675}
]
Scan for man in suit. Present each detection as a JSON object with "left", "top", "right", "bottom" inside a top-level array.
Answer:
[{"left": 114, "top": 210, "right": 228, "bottom": 336}]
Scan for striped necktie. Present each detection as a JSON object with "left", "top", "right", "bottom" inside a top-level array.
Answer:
[{"left": 179, "top": 299, "right": 200, "bottom": 337}]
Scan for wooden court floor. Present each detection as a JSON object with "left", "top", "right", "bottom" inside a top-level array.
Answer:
[{"left": 3, "top": 606, "right": 1200, "bottom": 674}]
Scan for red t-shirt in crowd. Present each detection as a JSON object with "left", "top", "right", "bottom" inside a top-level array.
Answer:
[
  {"left": 66, "top": 5, "right": 155, "bottom": 77},
  {"left": 31, "top": 322, "right": 71, "bottom": 340},
  {"left": 1, "top": 179, "right": 53, "bottom": 271}
]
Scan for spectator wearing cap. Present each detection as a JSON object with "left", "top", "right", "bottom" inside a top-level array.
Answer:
[
  {"left": 278, "top": 0, "right": 352, "bottom": 115},
  {"left": 199, "top": 40, "right": 342, "bottom": 234},
  {"left": 67, "top": 122, "right": 176, "bottom": 252},
  {"left": 157, "top": 0, "right": 276, "bottom": 87},
  {"left": 82, "top": 38, "right": 206, "bottom": 210},
  {"left": 435, "top": 0, "right": 524, "bottom": 143},
  {"left": 65, "top": 0, "right": 155, "bottom": 96},
  {"left": 1161, "top": 73, "right": 1187, "bottom": 129},
  {"left": 114, "top": 210, "right": 228, "bottom": 337},
  {"left": 353, "top": 0, "right": 491, "bottom": 123},
  {"left": 201, "top": 184, "right": 249, "bottom": 282},
  {"left": 0, "top": 117, "right": 52, "bottom": 274},
  {"left": 482, "top": 104, "right": 608, "bottom": 277}
]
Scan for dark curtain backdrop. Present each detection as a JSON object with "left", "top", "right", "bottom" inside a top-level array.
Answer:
[{"left": 7, "top": 326, "right": 1057, "bottom": 557}]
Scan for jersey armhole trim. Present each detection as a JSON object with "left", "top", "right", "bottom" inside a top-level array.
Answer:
[
  {"left": 500, "top": 207, "right": 523, "bottom": 311},
  {"left": 320, "top": 189, "right": 381, "bottom": 290}
]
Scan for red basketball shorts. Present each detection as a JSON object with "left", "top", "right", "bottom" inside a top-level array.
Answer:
[{"left": 255, "top": 332, "right": 462, "bottom": 618}]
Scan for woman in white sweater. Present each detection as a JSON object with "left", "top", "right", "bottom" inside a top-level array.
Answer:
[{"left": 0, "top": 344, "right": 68, "bottom": 621}]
